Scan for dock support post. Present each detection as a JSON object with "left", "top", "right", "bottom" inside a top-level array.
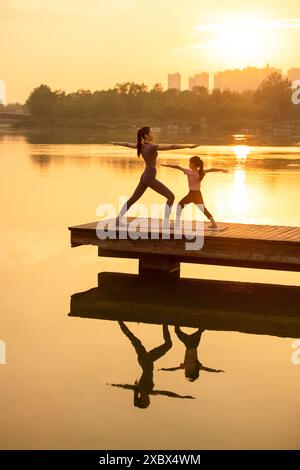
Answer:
[{"left": 139, "top": 254, "right": 180, "bottom": 279}]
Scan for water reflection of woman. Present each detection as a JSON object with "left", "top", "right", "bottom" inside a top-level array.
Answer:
[
  {"left": 109, "top": 321, "right": 195, "bottom": 408},
  {"left": 159, "top": 326, "right": 224, "bottom": 382}
]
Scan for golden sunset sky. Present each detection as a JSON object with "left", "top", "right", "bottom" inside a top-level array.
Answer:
[{"left": 1, "top": 0, "right": 300, "bottom": 102}]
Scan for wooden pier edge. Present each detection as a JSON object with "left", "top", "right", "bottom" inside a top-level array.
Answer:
[{"left": 68, "top": 218, "right": 300, "bottom": 279}]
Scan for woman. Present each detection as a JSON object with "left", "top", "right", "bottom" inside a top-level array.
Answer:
[{"left": 111, "top": 126, "right": 198, "bottom": 224}]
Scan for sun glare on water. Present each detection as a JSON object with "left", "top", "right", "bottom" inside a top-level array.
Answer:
[{"left": 233, "top": 145, "right": 251, "bottom": 160}]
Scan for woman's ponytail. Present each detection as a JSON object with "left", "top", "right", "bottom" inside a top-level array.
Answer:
[
  {"left": 137, "top": 131, "right": 143, "bottom": 158},
  {"left": 137, "top": 126, "right": 150, "bottom": 157}
]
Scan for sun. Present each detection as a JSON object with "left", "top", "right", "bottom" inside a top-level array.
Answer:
[
  {"left": 194, "top": 14, "right": 280, "bottom": 69},
  {"left": 215, "top": 28, "right": 262, "bottom": 66}
]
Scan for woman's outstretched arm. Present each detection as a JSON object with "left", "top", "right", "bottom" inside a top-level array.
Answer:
[
  {"left": 110, "top": 142, "right": 137, "bottom": 149},
  {"left": 157, "top": 144, "right": 198, "bottom": 151}
]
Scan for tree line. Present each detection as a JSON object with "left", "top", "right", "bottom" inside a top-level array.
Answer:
[{"left": 7, "top": 72, "right": 300, "bottom": 128}]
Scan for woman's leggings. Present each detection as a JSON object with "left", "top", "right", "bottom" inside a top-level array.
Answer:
[
  {"left": 118, "top": 166, "right": 175, "bottom": 220},
  {"left": 176, "top": 190, "right": 213, "bottom": 221}
]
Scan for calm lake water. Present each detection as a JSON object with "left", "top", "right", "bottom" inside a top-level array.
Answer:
[{"left": 0, "top": 132, "right": 300, "bottom": 450}]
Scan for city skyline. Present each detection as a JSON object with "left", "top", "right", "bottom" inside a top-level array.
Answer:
[{"left": 168, "top": 66, "right": 300, "bottom": 92}]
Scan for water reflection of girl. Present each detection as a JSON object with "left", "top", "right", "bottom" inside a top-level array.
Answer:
[{"left": 159, "top": 326, "right": 224, "bottom": 382}]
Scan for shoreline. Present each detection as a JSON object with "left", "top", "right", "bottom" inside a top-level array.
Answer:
[{"left": 2, "top": 123, "right": 300, "bottom": 147}]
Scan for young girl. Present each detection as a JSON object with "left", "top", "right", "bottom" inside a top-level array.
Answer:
[{"left": 161, "top": 156, "right": 228, "bottom": 229}]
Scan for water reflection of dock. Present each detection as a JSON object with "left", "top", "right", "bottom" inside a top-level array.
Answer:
[{"left": 69, "top": 273, "right": 300, "bottom": 338}]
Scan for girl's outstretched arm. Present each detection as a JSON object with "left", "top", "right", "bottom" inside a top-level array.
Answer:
[
  {"left": 161, "top": 164, "right": 185, "bottom": 171},
  {"left": 110, "top": 142, "right": 137, "bottom": 148},
  {"left": 205, "top": 168, "right": 228, "bottom": 174},
  {"left": 157, "top": 144, "right": 198, "bottom": 151}
]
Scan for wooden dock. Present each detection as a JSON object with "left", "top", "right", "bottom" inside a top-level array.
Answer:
[
  {"left": 68, "top": 218, "right": 300, "bottom": 278},
  {"left": 69, "top": 273, "right": 300, "bottom": 336}
]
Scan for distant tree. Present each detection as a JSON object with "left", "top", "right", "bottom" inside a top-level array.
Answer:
[
  {"left": 254, "top": 72, "right": 293, "bottom": 120},
  {"left": 114, "top": 82, "right": 148, "bottom": 96},
  {"left": 75, "top": 89, "right": 92, "bottom": 96},
  {"left": 191, "top": 86, "right": 208, "bottom": 96},
  {"left": 26, "top": 84, "right": 59, "bottom": 117},
  {"left": 151, "top": 83, "right": 164, "bottom": 93},
  {"left": 210, "top": 88, "right": 223, "bottom": 104},
  {"left": 4, "top": 102, "right": 25, "bottom": 114}
]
